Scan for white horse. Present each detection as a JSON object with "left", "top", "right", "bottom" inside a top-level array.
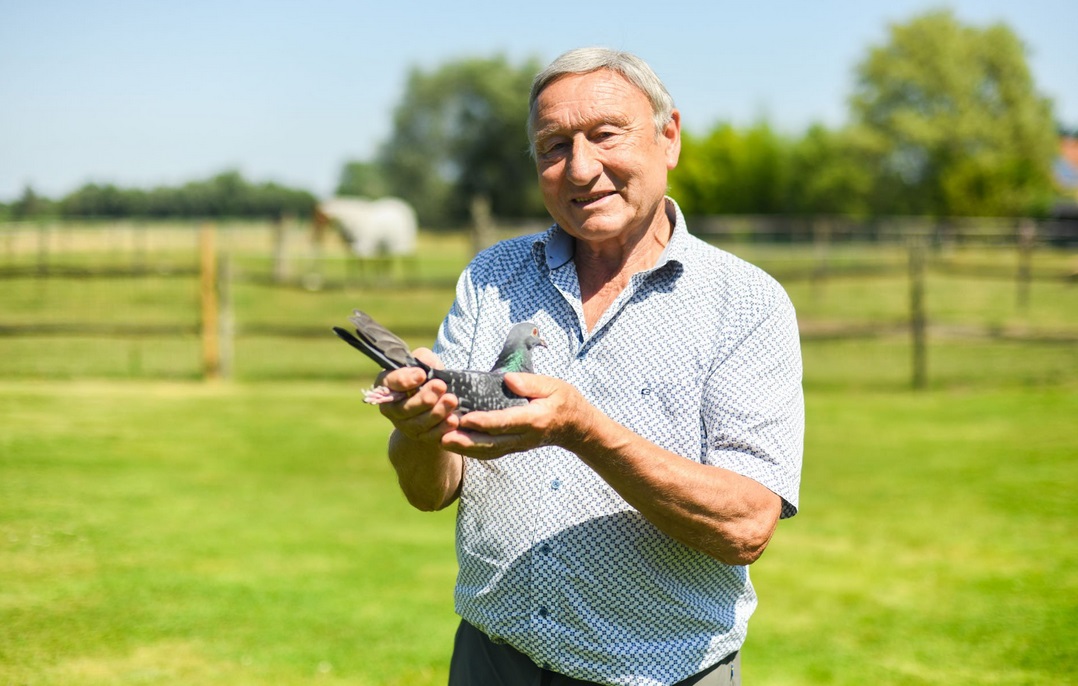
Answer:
[{"left": 316, "top": 197, "right": 417, "bottom": 258}]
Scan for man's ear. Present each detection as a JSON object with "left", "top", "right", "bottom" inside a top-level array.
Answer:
[{"left": 664, "top": 109, "right": 682, "bottom": 170}]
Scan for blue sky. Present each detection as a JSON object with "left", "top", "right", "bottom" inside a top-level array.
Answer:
[{"left": 1, "top": 0, "right": 1075, "bottom": 202}]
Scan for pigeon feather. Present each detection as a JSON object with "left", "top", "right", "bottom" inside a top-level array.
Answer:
[
  {"left": 333, "top": 309, "right": 545, "bottom": 413},
  {"left": 333, "top": 310, "right": 429, "bottom": 373}
]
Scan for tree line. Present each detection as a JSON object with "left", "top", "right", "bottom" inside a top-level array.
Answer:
[
  {"left": 2, "top": 10, "right": 1069, "bottom": 226},
  {"left": 0, "top": 171, "right": 316, "bottom": 222}
]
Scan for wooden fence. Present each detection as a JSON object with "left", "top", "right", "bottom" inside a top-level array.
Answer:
[{"left": 1, "top": 218, "right": 1075, "bottom": 387}]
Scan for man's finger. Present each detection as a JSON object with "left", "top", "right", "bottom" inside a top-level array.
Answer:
[
  {"left": 502, "top": 372, "right": 558, "bottom": 398},
  {"left": 412, "top": 347, "right": 444, "bottom": 370},
  {"left": 382, "top": 366, "right": 429, "bottom": 393},
  {"left": 442, "top": 429, "right": 523, "bottom": 458},
  {"left": 457, "top": 404, "right": 533, "bottom": 433}
]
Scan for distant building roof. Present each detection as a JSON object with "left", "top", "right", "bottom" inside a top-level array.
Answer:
[{"left": 1056, "top": 136, "right": 1078, "bottom": 192}]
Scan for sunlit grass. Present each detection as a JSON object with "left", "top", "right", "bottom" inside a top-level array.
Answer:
[
  {"left": 749, "top": 388, "right": 1078, "bottom": 685},
  {"left": 1, "top": 223, "right": 1076, "bottom": 683},
  {"left": 1, "top": 381, "right": 1074, "bottom": 684},
  {"left": 0, "top": 381, "right": 457, "bottom": 685}
]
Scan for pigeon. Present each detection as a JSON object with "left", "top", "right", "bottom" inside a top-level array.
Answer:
[{"left": 332, "top": 309, "right": 546, "bottom": 413}]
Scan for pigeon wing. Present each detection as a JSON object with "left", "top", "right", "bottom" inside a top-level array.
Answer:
[
  {"left": 435, "top": 370, "right": 528, "bottom": 413},
  {"left": 332, "top": 310, "right": 430, "bottom": 373}
]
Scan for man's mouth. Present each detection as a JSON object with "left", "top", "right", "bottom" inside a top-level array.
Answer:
[{"left": 572, "top": 192, "right": 615, "bottom": 205}]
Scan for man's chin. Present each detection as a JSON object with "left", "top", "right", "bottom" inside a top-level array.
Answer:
[{"left": 566, "top": 220, "right": 636, "bottom": 244}]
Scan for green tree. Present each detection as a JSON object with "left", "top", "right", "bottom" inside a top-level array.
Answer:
[
  {"left": 850, "top": 9, "right": 1058, "bottom": 216},
  {"left": 785, "top": 124, "right": 877, "bottom": 216},
  {"left": 670, "top": 120, "right": 791, "bottom": 215},
  {"left": 60, "top": 183, "right": 141, "bottom": 218},
  {"left": 336, "top": 160, "right": 389, "bottom": 198},
  {"left": 11, "top": 185, "right": 53, "bottom": 220},
  {"left": 163, "top": 171, "right": 315, "bottom": 219},
  {"left": 379, "top": 55, "right": 546, "bottom": 226},
  {"left": 55, "top": 172, "right": 316, "bottom": 220}
]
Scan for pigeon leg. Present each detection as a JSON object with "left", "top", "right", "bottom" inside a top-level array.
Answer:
[{"left": 362, "top": 385, "right": 410, "bottom": 405}]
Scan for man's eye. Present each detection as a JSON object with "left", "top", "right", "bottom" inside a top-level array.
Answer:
[{"left": 540, "top": 141, "right": 569, "bottom": 156}]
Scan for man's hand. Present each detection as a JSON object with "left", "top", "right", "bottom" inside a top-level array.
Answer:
[
  {"left": 442, "top": 372, "right": 593, "bottom": 459},
  {"left": 377, "top": 348, "right": 462, "bottom": 445}
]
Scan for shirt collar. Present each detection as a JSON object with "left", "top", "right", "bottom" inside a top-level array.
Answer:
[{"left": 533, "top": 197, "right": 691, "bottom": 272}]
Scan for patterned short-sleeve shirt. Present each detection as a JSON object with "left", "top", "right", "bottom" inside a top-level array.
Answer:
[{"left": 434, "top": 199, "right": 804, "bottom": 686}]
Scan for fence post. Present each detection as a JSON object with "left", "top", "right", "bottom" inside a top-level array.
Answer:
[
  {"left": 811, "top": 218, "right": 832, "bottom": 298},
  {"left": 134, "top": 220, "right": 148, "bottom": 273},
  {"left": 1016, "top": 218, "right": 1034, "bottom": 313},
  {"left": 218, "top": 252, "right": 234, "bottom": 379},
  {"left": 908, "top": 237, "right": 927, "bottom": 390},
  {"left": 200, "top": 222, "right": 220, "bottom": 380},
  {"left": 272, "top": 214, "right": 290, "bottom": 284},
  {"left": 36, "top": 220, "right": 50, "bottom": 277},
  {"left": 470, "top": 195, "right": 495, "bottom": 256}
]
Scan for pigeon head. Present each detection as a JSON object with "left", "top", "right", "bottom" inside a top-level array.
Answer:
[{"left": 491, "top": 322, "right": 546, "bottom": 374}]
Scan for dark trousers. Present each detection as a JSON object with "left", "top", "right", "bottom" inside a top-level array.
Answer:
[{"left": 448, "top": 620, "right": 741, "bottom": 686}]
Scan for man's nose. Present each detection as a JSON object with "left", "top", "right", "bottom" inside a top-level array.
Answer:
[{"left": 566, "top": 138, "right": 602, "bottom": 185}]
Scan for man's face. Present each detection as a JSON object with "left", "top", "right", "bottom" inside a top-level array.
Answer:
[{"left": 531, "top": 69, "right": 680, "bottom": 246}]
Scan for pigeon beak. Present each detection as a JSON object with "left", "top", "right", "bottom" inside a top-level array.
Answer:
[{"left": 538, "top": 338, "right": 547, "bottom": 347}]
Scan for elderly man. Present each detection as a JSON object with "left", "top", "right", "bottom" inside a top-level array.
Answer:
[{"left": 375, "top": 47, "right": 803, "bottom": 686}]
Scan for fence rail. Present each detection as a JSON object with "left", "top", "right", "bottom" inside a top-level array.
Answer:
[{"left": 1, "top": 219, "right": 1075, "bottom": 388}]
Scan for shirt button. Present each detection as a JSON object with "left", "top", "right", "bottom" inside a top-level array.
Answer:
[
  {"left": 538, "top": 606, "right": 549, "bottom": 618},
  {"left": 550, "top": 479, "right": 561, "bottom": 491},
  {"left": 539, "top": 543, "right": 552, "bottom": 554}
]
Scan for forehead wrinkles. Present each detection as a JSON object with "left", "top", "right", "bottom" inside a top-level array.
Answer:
[{"left": 533, "top": 72, "right": 647, "bottom": 138}]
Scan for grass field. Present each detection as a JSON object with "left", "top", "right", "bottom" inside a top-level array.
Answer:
[
  {"left": 2, "top": 381, "right": 1075, "bottom": 684},
  {"left": 1, "top": 223, "right": 1076, "bottom": 683}
]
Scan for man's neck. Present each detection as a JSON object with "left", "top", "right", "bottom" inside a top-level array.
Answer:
[{"left": 573, "top": 200, "right": 674, "bottom": 330}]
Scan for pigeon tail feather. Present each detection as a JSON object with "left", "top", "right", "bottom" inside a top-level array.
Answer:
[
  {"left": 331, "top": 327, "right": 411, "bottom": 372},
  {"left": 335, "top": 310, "right": 544, "bottom": 413},
  {"left": 332, "top": 315, "right": 432, "bottom": 374},
  {"left": 346, "top": 310, "right": 425, "bottom": 370}
]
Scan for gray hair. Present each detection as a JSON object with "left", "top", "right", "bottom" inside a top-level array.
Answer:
[{"left": 527, "top": 47, "right": 676, "bottom": 156}]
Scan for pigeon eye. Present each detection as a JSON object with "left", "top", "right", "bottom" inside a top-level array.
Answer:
[{"left": 532, "top": 328, "right": 538, "bottom": 336}]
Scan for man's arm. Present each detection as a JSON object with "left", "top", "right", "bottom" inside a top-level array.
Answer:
[
  {"left": 566, "top": 404, "right": 782, "bottom": 565},
  {"left": 377, "top": 350, "right": 466, "bottom": 512},
  {"left": 388, "top": 428, "right": 464, "bottom": 512},
  {"left": 445, "top": 374, "right": 782, "bottom": 566}
]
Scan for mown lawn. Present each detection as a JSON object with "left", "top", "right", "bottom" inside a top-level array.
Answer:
[
  {"left": 2, "top": 228, "right": 1075, "bottom": 683},
  {"left": 1, "top": 380, "right": 1075, "bottom": 684}
]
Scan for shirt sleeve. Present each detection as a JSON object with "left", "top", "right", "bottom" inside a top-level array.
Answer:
[
  {"left": 433, "top": 264, "right": 480, "bottom": 371},
  {"left": 701, "top": 287, "right": 804, "bottom": 518}
]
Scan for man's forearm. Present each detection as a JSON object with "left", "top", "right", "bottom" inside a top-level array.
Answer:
[
  {"left": 448, "top": 373, "right": 783, "bottom": 564},
  {"left": 388, "top": 430, "right": 464, "bottom": 511},
  {"left": 564, "top": 410, "right": 781, "bottom": 566}
]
